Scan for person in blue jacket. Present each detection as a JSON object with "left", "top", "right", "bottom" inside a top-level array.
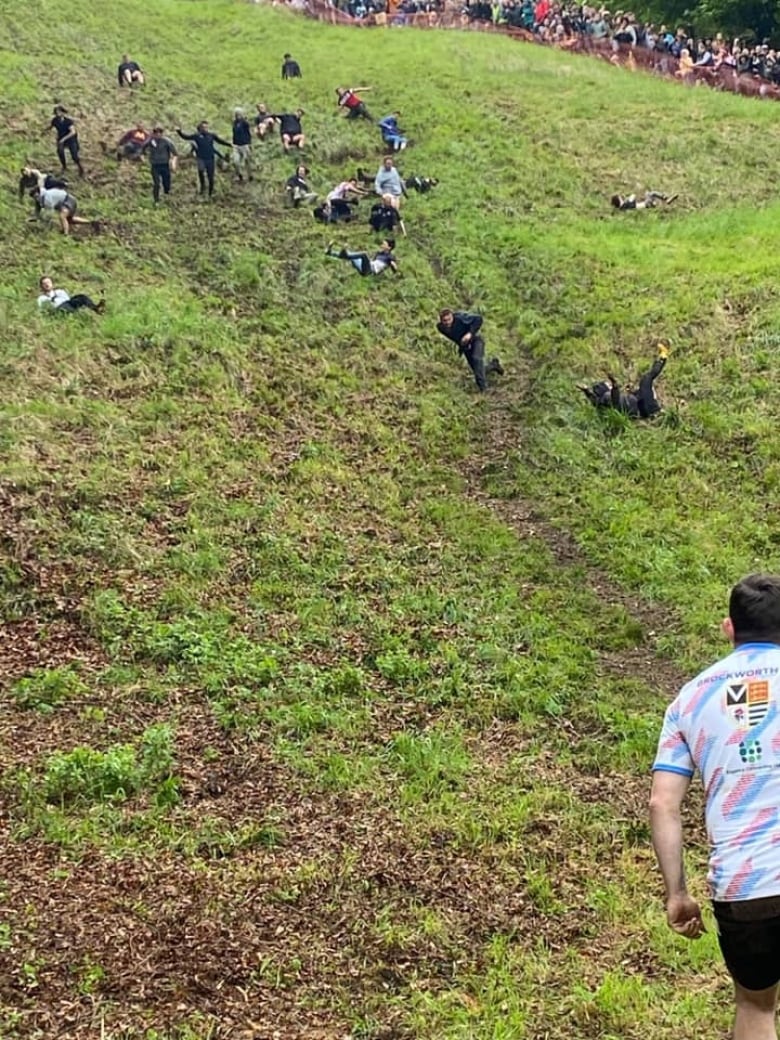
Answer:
[{"left": 378, "top": 113, "right": 408, "bottom": 152}]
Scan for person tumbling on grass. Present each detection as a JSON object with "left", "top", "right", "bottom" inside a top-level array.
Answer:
[
  {"left": 336, "top": 87, "right": 373, "bottom": 121},
  {"left": 32, "top": 185, "right": 100, "bottom": 235},
  {"left": 282, "top": 53, "right": 302, "bottom": 79},
  {"left": 436, "top": 309, "right": 503, "bottom": 393},
  {"left": 325, "top": 238, "right": 400, "bottom": 277},
  {"left": 272, "top": 110, "right": 306, "bottom": 153},
  {"left": 37, "top": 275, "right": 104, "bottom": 314},
  {"left": 611, "top": 190, "right": 678, "bottom": 211},
  {"left": 578, "top": 344, "right": 669, "bottom": 418}
]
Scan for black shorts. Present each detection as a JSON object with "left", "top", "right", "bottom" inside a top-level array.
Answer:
[
  {"left": 56, "top": 194, "right": 77, "bottom": 215},
  {"left": 714, "top": 896, "right": 780, "bottom": 990}
]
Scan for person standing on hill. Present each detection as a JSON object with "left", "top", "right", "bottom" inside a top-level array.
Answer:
[
  {"left": 272, "top": 110, "right": 306, "bottom": 153},
  {"left": 175, "top": 121, "right": 231, "bottom": 196},
  {"left": 282, "top": 53, "right": 302, "bottom": 78},
  {"left": 336, "top": 86, "right": 373, "bottom": 121},
  {"left": 436, "top": 309, "right": 503, "bottom": 392},
  {"left": 141, "top": 125, "right": 178, "bottom": 203},
  {"left": 231, "top": 108, "right": 253, "bottom": 182},
  {"left": 650, "top": 573, "right": 780, "bottom": 1040},
  {"left": 49, "top": 106, "right": 85, "bottom": 177}
]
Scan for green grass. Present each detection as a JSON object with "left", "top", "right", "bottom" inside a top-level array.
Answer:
[{"left": 0, "top": 1, "right": 771, "bottom": 1036}]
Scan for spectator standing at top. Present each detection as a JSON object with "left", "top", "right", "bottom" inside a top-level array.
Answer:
[
  {"left": 118, "top": 54, "right": 145, "bottom": 87},
  {"left": 336, "top": 86, "right": 373, "bottom": 121},
  {"left": 650, "top": 573, "right": 780, "bottom": 1040},
  {"left": 282, "top": 53, "right": 302, "bottom": 79},
  {"left": 231, "top": 108, "right": 253, "bottom": 182},
  {"left": 49, "top": 106, "right": 85, "bottom": 177},
  {"left": 141, "top": 125, "right": 178, "bottom": 203},
  {"left": 374, "top": 156, "right": 404, "bottom": 208},
  {"left": 272, "top": 110, "right": 306, "bottom": 153},
  {"left": 437, "top": 309, "right": 503, "bottom": 392},
  {"left": 175, "top": 121, "right": 231, "bottom": 197}
]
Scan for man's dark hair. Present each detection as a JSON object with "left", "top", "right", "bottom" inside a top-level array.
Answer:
[
  {"left": 439, "top": 308, "right": 453, "bottom": 320},
  {"left": 730, "top": 574, "right": 780, "bottom": 644}
]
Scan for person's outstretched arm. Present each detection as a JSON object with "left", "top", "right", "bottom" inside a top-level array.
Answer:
[
  {"left": 175, "top": 128, "right": 196, "bottom": 140},
  {"left": 214, "top": 133, "right": 232, "bottom": 148}
]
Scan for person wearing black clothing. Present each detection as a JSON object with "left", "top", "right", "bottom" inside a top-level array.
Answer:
[
  {"left": 437, "top": 309, "right": 503, "bottom": 392},
  {"left": 272, "top": 110, "right": 305, "bottom": 152},
  {"left": 281, "top": 53, "right": 302, "bottom": 79},
  {"left": 231, "top": 108, "right": 253, "bottom": 182},
  {"left": 285, "top": 165, "right": 317, "bottom": 207},
  {"left": 578, "top": 345, "right": 669, "bottom": 419},
  {"left": 369, "top": 196, "right": 405, "bottom": 236},
  {"left": 18, "top": 166, "right": 67, "bottom": 201},
  {"left": 142, "top": 126, "right": 178, "bottom": 202},
  {"left": 118, "top": 54, "right": 145, "bottom": 87},
  {"left": 175, "top": 121, "right": 231, "bottom": 196},
  {"left": 49, "top": 106, "right": 84, "bottom": 176}
]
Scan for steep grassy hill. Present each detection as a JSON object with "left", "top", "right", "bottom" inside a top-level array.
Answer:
[{"left": 2, "top": 2, "right": 779, "bottom": 1037}]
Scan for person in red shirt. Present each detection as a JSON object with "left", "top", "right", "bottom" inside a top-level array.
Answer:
[{"left": 335, "top": 86, "right": 373, "bottom": 121}]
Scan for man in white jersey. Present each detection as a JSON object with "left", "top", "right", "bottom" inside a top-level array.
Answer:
[{"left": 650, "top": 573, "right": 780, "bottom": 1040}]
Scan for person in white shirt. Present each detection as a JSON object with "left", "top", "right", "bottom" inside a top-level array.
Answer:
[
  {"left": 37, "top": 276, "right": 104, "bottom": 314},
  {"left": 33, "top": 186, "right": 100, "bottom": 235}
]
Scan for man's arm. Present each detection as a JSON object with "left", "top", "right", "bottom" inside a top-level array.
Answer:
[
  {"left": 460, "top": 312, "right": 483, "bottom": 344},
  {"left": 59, "top": 123, "right": 77, "bottom": 144},
  {"left": 175, "top": 128, "right": 196, "bottom": 140},
  {"left": 649, "top": 769, "right": 704, "bottom": 938},
  {"left": 214, "top": 134, "right": 232, "bottom": 148}
]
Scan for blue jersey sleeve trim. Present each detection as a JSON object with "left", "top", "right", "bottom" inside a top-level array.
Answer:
[{"left": 652, "top": 763, "right": 695, "bottom": 777}]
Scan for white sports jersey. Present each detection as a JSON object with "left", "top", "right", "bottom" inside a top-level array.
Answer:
[{"left": 653, "top": 642, "right": 780, "bottom": 901}]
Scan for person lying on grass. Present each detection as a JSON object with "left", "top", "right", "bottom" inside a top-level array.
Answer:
[
  {"left": 18, "top": 166, "right": 68, "bottom": 201},
  {"left": 37, "top": 275, "right": 104, "bottom": 314},
  {"left": 578, "top": 344, "right": 669, "bottom": 418},
  {"left": 32, "top": 185, "right": 101, "bottom": 235},
  {"left": 325, "top": 237, "right": 400, "bottom": 277},
  {"left": 611, "top": 190, "right": 678, "bottom": 210}
]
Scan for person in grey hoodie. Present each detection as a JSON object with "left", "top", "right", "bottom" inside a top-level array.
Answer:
[
  {"left": 374, "top": 156, "right": 405, "bottom": 208},
  {"left": 142, "top": 125, "right": 178, "bottom": 202}
]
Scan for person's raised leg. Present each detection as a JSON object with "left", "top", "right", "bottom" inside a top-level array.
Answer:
[
  {"left": 733, "top": 981, "right": 778, "bottom": 1040},
  {"left": 637, "top": 347, "right": 668, "bottom": 416}
]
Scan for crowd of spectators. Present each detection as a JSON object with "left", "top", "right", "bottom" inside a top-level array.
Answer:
[{"left": 463, "top": 3, "right": 780, "bottom": 86}]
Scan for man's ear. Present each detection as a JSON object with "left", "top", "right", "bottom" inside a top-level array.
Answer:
[{"left": 722, "top": 617, "right": 735, "bottom": 644}]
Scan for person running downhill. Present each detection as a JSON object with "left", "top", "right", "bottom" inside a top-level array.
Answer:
[
  {"left": 141, "top": 125, "right": 178, "bottom": 203},
  {"left": 175, "top": 121, "right": 231, "bottom": 196},
  {"left": 231, "top": 108, "right": 253, "bottom": 182},
  {"left": 336, "top": 86, "right": 373, "bottom": 121},
  {"left": 578, "top": 345, "right": 669, "bottom": 418},
  {"left": 325, "top": 238, "right": 400, "bottom": 277},
  {"left": 49, "top": 106, "right": 85, "bottom": 177},
  {"left": 436, "top": 308, "right": 503, "bottom": 392}
]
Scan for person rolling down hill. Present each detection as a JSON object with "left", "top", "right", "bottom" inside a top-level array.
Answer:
[
  {"left": 118, "top": 54, "right": 145, "bottom": 87},
  {"left": 115, "top": 123, "right": 149, "bottom": 161},
  {"left": 437, "top": 309, "right": 503, "bottom": 392},
  {"left": 336, "top": 86, "right": 373, "bottom": 121},
  {"left": 272, "top": 110, "right": 306, "bottom": 153},
  {"left": 325, "top": 238, "right": 400, "bottom": 277},
  {"left": 175, "top": 121, "right": 231, "bottom": 196},
  {"left": 369, "top": 195, "right": 405, "bottom": 236},
  {"left": 374, "top": 156, "right": 405, "bottom": 208},
  {"left": 577, "top": 345, "right": 669, "bottom": 418},
  {"left": 378, "top": 113, "right": 408, "bottom": 152},
  {"left": 37, "top": 275, "right": 104, "bottom": 314},
  {"left": 18, "top": 166, "right": 68, "bottom": 201},
  {"left": 32, "top": 185, "right": 100, "bottom": 235},
  {"left": 611, "top": 190, "right": 678, "bottom": 211},
  {"left": 285, "top": 165, "right": 317, "bottom": 207}
]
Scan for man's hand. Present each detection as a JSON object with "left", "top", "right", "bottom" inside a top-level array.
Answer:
[
  {"left": 461, "top": 333, "right": 472, "bottom": 346},
  {"left": 666, "top": 892, "right": 705, "bottom": 939}
]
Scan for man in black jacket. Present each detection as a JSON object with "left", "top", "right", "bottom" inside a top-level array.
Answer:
[
  {"left": 272, "top": 110, "right": 305, "bottom": 153},
  {"left": 282, "top": 53, "right": 302, "bottom": 79},
  {"left": 578, "top": 345, "right": 669, "bottom": 418},
  {"left": 436, "top": 309, "right": 503, "bottom": 392},
  {"left": 175, "top": 121, "right": 231, "bottom": 196},
  {"left": 231, "top": 108, "right": 253, "bottom": 182}
]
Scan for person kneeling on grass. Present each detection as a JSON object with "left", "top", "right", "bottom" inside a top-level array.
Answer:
[
  {"left": 325, "top": 238, "right": 400, "bottom": 277},
  {"left": 611, "top": 190, "right": 678, "bottom": 211},
  {"left": 578, "top": 344, "right": 669, "bottom": 418},
  {"left": 33, "top": 186, "right": 100, "bottom": 235},
  {"left": 37, "top": 276, "right": 104, "bottom": 314},
  {"left": 437, "top": 308, "right": 503, "bottom": 393}
]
